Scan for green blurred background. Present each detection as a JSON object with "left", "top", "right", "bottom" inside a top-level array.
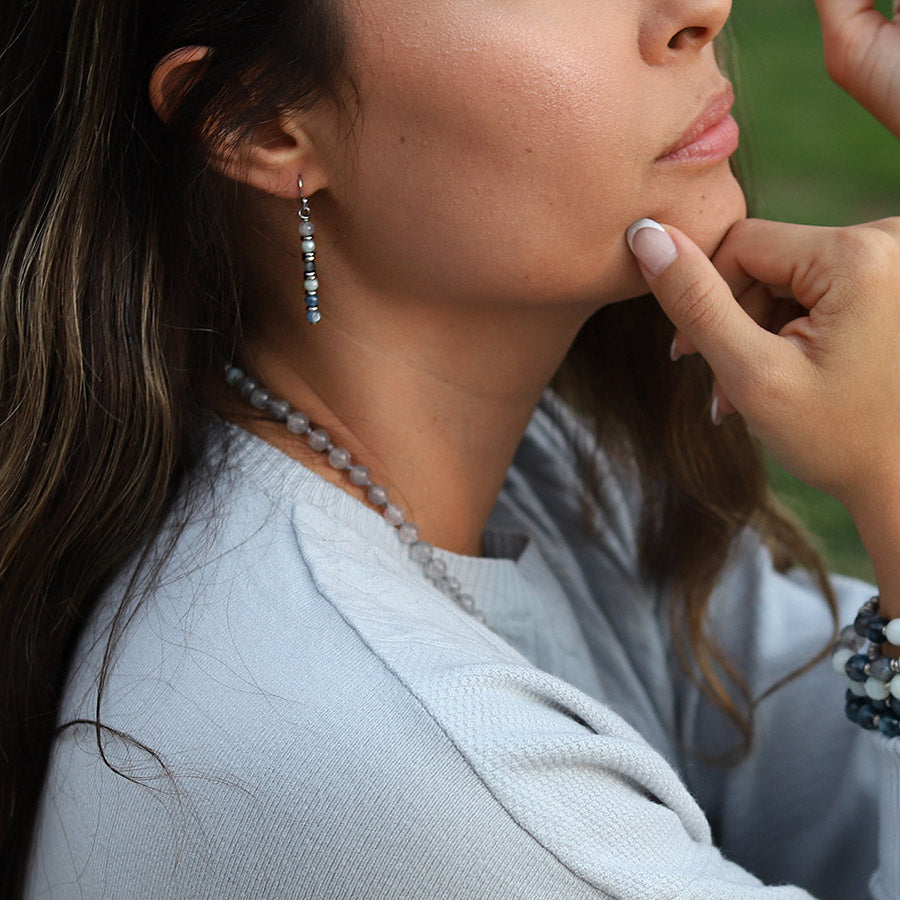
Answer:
[{"left": 726, "top": 0, "right": 900, "bottom": 582}]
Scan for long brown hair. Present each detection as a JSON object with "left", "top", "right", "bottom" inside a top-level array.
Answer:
[
  {"left": 0, "top": 1, "right": 835, "bottom": 894},
  {"left": 555, "top": 296, "right": 836, "bottom": 761},
  {"left": 0, "top": 0, "right": 347, "bottom": 892}
]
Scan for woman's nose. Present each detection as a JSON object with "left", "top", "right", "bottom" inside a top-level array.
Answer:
[{"left": 638, "top": 0, "right": 732, "bottom": 66}]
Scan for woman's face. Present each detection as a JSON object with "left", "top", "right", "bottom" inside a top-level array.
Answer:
[{"left": 323, "top": 0, "right": 745, "bottom": 312}]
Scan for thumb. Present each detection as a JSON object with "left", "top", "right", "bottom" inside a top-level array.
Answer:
[{"left": 625, "top": 218, "right": 774, "bottom": 385}]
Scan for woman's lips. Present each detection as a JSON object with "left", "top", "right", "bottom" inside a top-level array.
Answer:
[{"left": 656, "top": 85, "right": 739, "bottom": 165}]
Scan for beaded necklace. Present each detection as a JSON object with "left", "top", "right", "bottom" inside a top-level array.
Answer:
[{"left": 225, "top": 364, "right": 485, "bottom": 624}]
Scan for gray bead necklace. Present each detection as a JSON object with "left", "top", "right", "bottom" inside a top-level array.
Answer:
[{"left": 225, "top": 364, "right": 486, "bottom": 624}]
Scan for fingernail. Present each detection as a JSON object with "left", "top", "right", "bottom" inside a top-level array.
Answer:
[
  {"left": 669, "top": 337, "right": 681, "bottom": 362},
  {"left": 710, "top": 394, "right": 723, "bottom": 426},
  {"left": 625, "top": 218, "right": 678, "bottom": 277}
]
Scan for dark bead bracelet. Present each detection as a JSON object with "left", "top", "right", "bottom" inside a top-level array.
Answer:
[{"left": 834, "top": 597, "right": 900, "bottom": 737}]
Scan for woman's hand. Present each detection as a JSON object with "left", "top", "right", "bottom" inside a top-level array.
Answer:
[
  {"left": 626, "top": 216, "right": 900, "bottom": 611},
  {"left": 815, "top": 0, "right": 900, "bottom": 138}
]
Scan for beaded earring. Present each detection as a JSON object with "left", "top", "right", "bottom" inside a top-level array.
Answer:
[{"left": 298, "top": 177, "right": 321, "bottom": 325}]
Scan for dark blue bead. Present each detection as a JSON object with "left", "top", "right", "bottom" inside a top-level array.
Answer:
[
  {"left": 873, "top": 699, "right": 889, "bottom": 713},
  {"left": 855, "top": 610, "right": 876, "bottom": 637},
  {"left": 879, "top": 714, "right": 900, "bottom": 738},
  {"left": 845, "top": 654, "right": 870, "bottom": 682},
  {"left": 304, "top": 260, "right": 317, "bottom": 273},
  {"left": 868, "top": 617, "right": 889, "bottom": 643},
  {"left": 891, "top": 698, "right": 900, "bottom": 717},
  {"left": 845, "top": 698, "right": 866, "bottom": 723},
  {"left": 858, "top": 704, "right": 879, "bottom": 730},
  {"left": 870, "top": 656, "right": 895, "bottom": 682}
]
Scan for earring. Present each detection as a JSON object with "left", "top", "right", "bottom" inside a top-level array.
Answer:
[{"left": 298, "top": 177, "right": 321, "bottom": 325}]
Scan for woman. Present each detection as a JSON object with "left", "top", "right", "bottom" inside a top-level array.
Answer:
[{"left": 4, "top": 0, "right": 900, "bottom": 896}]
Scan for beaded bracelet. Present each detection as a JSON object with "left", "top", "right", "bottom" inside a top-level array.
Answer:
[{"left": 833, "top": 597, "right": 900, "bottom": 737}]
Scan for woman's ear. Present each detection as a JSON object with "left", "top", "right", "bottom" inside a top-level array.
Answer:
[
  {"left": 148, "top": 48, "right": 329, "bottom": 199},
  {"left": 149, "top": 46, "right": 211, "bottom": 124}
]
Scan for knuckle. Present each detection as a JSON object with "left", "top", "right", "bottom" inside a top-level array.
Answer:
[
  {"left": 835, "top": 224, "right": 900, "bottom": 293},
  {"left": 669, "top": 276, "right": 722, "bottom": 334}
]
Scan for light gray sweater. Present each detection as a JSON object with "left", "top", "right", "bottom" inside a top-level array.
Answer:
[{"left": 25, "top": 396, "right": 900, "bottom": 899}]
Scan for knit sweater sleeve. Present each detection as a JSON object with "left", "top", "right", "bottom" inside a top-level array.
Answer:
[{"left": 672, "top": 536, "right": 900, "bottom": 900}]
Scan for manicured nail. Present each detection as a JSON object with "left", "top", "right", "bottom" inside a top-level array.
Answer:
[
  {"left": 710, "top": 393, "right": 723, "bottom": 426},
  {"left": 669, "top": 337, "right": 681, "bottom": 362},
  {"left": 626, "top": 218, "right": 678, "bottom": 277}
]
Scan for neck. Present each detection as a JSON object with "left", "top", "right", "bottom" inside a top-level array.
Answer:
[{"left": 227, "top": 295, "right": 594, "bottom": 557}]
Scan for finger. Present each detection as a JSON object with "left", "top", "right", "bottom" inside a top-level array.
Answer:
[
  {"left": 672, "top": 267, "right": 796, "bottom": 361},
  {"left": 711, "top": 380, "right": 737, "bottom": 426},
  {"left": 670, "top": 330, "right": 697, "bottom": 360},
  {"left": 814, "top": 0, "right": 879, "bottom": 33},
  {"left": 625, "top": 219, "right": 781, "bottom": 387},
  {"left": 738, "top": 282, "right": 808, "bottom": 336},
  {"left": 813, "top": 0, "right": 890, "bottom": 94},
  {"left": 711, "top": 219, "right": 835, "bottom": 312}
]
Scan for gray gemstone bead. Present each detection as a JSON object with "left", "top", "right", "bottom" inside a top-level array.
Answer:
[
  {"left": 398, "top": 523, "right": 420, "bottom": 544},
  {"left": 424, "top": 558, "right": 447, "bottom": 580},
  {"left": 384, "top": 504, "right": 405, "bottom": 526},
  {"left": 410, "top": 542, "right": 433, "bottom": 563},
  {"left": 250, "top": 388, "right": 271, "bottom": 410},
  {"left": 838, "top": 625, "right": 859, "bottom": 647},
  {"left": 299, "top": 221, "right": 315, "bottom": 237},
  {"left": 309, "top": 429, "right": 331, "bottom": 452},
  {"left": 456, "top": 594, "right": 476, "bottom": 613},
  {"left": 328, "top": 447, "right": 351, "bottom": 470},
  {"left": 368, "top": 485, "right": 389, "bottom": 507},
  {"left": 349, "top": 465, "right": 371, "bottom": 487},
  {"left": 239, "top": 377, "right": 258, "bottom": 398},
  {"left": 286, "top": 412, "right": 310, "bottom": 435},
  {"left": 870, "top": 656, "right": 896, "bottom": 682},
  {"left": 301, "top": 239, "right": 316, "bottom": 253},
  {"left": 225, "top": 366, "right": 244, "bottom": 386},
  {"left": 443, "top": 576, "right": 461, "bottom": 595},
  {"left": 304, "top": 259, "right": 317, "bottom": 273},
  {"left": 268, "top": 399, "right": 291, "bottom": 421}
]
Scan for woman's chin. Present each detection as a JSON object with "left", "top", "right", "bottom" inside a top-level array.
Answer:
[
  {"left": 597, "top": 175, "right": 747, "bottom": 307},
  {"left": 664, "top": 170, "right": 748, "bottom": 257}
]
